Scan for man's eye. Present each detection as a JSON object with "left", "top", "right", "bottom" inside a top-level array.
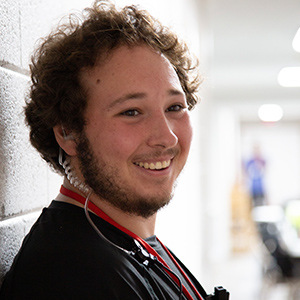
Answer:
[
  {"left": 120, "top": 109, "right": 140, "bottom": 117},
  {"left": 167, "top": 104, "right": 185, "bottom": 112}
]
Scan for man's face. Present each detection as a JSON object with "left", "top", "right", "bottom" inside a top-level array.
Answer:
[{"left": 77, "top": 45, "right": 192, "bottom": 218}]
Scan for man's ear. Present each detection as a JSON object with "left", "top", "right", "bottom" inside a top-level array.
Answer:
[{"left": 53, "top": 125, "right": 77, "bottom": 156}]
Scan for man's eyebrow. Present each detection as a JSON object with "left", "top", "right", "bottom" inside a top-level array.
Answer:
[
  {"left": 107, "top": 89, "right": 185, "bottom": 110},
  {"left": 168, "top": 89, "right": 185, "bottom": 97},
  {"left": 107, "top": 92, "right": 147, "bottom": 110}
]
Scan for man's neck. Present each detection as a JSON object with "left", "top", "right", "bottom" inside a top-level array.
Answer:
[
  {"left": 56, "top": 179, "right": 157, "bottom": 239},
  {"left": 91, "top": 198, "right": 157, "bottom": 239}
]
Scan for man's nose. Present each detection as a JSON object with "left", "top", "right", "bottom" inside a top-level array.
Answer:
[{"left": 146, "top": 114, "right": 178, "bottom": 149}]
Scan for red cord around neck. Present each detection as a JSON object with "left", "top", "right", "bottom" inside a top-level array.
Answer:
[{"left": 59, "top": 185, "right": 203, "bottom": 300}]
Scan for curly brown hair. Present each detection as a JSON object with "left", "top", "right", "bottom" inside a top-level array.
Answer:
[{"left": 25, "top": 0, "right": 200, "bottom": 175}]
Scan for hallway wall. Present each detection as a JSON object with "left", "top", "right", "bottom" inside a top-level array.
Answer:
[{"left": 0, "top": 0, "right": 85, "bottom": 282}]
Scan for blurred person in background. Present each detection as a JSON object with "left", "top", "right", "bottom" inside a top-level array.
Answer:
[{"left": 245, "top": 144, "right": 267, "bottom": 207}]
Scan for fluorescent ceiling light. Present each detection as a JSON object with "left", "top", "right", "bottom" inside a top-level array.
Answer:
[
  {"left": 278, "top": 67, "right": 300, "bottom": 87},
  {"left": 293, "top": 27, "right": 300, "bottom": 52},
  {"left": 258, "top": 104, "right": 283, "bottom": 122}
]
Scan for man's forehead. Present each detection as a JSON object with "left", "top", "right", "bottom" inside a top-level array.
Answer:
[
  {"left": 80, "top": 45, "right": 182, "bottom": 94},
  {"left": 82, "top": 45, "right": 172, "bottom": 76}
]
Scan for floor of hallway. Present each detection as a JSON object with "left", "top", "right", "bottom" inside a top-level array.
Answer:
[{"left": 205, "top": 246, "right": 300, "bottom": 300}]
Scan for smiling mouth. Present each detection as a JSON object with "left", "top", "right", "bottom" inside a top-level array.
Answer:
[{"left": 134, "top": 160, "right": 171, "bottom": 170}]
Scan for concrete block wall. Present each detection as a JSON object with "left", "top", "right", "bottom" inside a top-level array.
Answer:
[
  {"left": 0, "top": 0, "right": 205, "bottom": 285},
  {"left": 0, "top": 0, "right": 94, "bottom": 285}
]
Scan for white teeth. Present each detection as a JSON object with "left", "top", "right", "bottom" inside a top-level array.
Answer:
[
  {"left": 135, "top": 160, "right": 171, "bottom": 170},
  {"left": 155, "top": 162, "right": 162, "bottom": 169}
]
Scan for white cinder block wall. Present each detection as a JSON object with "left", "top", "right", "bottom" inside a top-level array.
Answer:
[
  {"left": 0, "top": 0, "right": 90, "bottom": 284},
  {"left": 0, "top": 0, "right": 205, "bottom": 285}
]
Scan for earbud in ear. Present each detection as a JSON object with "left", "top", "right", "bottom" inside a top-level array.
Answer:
[{"left": 62, "top": 127, "right": 74, "bottom": 140}]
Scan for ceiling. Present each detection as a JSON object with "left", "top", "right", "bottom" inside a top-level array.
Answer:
[{"left": 207, "top": 0, "right": 300, "bottom": 109}]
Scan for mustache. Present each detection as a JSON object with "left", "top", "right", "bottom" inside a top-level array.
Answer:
[{"left": 133, "top": 147, "right": 179, "bottom": 162}]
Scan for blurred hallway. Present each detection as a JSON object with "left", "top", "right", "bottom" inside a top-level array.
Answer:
[{"left": 206, "top": 246, "right": 300, "bottom": 300}]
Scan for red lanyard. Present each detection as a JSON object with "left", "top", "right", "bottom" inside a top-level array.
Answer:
[{"left": 60, "top": 185, "right": 203, "bottom": 300}]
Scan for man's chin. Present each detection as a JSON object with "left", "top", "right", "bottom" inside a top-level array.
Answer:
[{"left": 100, "top": 193, "right": 173, "bottom": 219}]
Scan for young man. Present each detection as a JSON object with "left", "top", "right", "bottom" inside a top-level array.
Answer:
[{"left": 0, "top": 1, "right": 229, "bottom": 299}]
